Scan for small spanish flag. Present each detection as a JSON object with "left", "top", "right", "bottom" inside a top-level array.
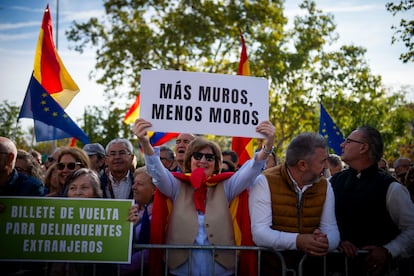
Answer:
[
  {"left": 123, "top": 94, "right": 141, "bottom": 125},
  {"left": 124, "top": 94, "right": 178, "bottom": 145}
]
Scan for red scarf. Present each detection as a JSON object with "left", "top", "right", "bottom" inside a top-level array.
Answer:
[{"left": 172, "top": 167, "right": 234, "bottom": 214}]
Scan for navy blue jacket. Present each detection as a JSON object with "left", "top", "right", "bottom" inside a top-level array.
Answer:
[{"left": 0, "top": 169, "right": 44, "bottom": 196}]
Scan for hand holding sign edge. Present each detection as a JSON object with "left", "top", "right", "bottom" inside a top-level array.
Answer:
[{"left": 132, "top": 118, "right": 155, "bottom": 156}]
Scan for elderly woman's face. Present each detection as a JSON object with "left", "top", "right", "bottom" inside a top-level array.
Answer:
[
  {"left": 190, "top": 146, "right": 216, "bottom": 177},
  {"left": 67, "top": 175, "right": 95, "bottom": 198}
]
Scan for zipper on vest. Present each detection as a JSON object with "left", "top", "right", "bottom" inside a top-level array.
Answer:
[{"left": 297, "top": 193, "right": 304, "bottom": 231}]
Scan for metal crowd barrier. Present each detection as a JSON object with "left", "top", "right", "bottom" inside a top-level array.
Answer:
[
  {"left": 40, "top": 244, "right": 413, "bottom": 275},
  {"left": 128, "top": 244, "right": 414, "bottom": 276}
]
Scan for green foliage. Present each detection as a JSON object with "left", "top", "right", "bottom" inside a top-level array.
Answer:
[
  {"left": 66, "top": 0, "right": 287, "bottom": 98},
  {"left": 81, "top": 104, "right": 135, "bottom": 148},
  {"left": 386, "top": 0, "right": 414, "bottom": 63},
  {"left": 64, "top": 0, "right": 413, "bottom": 160},
  {"left": 0, "top": 100, "right": 26, "bottom": 146},
  {"left": 0, "top": 101, "right": 71, "bottom": 155}
]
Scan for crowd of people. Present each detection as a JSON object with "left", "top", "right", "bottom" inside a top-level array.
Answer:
[{"left": 1, "top": 119, "right": 414, "bottom": 276}]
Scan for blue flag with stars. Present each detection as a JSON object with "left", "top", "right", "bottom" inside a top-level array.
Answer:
[
  {"left": 319, "top": 103, "right": 344, "bottom": 155},
  {"left": 18, "top": 74, "right": 90, "bottom": 144}
]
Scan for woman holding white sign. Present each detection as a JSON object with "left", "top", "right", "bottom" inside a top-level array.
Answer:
[{"left": 132, "top": 118, "right": 275, "bottom": 276}]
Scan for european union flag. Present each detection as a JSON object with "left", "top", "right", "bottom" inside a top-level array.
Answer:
[
  {"left": 18, "top": 75, "right": 90, "bottom": 144},
  {"left": 319, "top": 103, "right": 344, "bottom": 155}
]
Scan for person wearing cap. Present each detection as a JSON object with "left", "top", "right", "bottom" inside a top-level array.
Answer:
[
  {"left": 83, "top": 143, "right": 106, "bottom": 176},
  {"left": 393, "top": 157, "right": 412, "bottom": 185}
]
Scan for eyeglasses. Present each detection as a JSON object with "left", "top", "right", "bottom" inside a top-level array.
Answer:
[
  {"left": 57, "top": 162, "right": 82, "bottom": 170},
  {"left": 47, "top": 157, "right": 55, "bottom": 162},
  {"left": 344, "top": 138, "right": 366, "bottom": 145},
  {"left": 107, "top": 150, "right": 131, "bottom": 157},
  {"left": 192, "top": 152, "right": 215, "bottom": 162}
]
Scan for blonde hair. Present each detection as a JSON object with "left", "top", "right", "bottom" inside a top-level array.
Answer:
[{"left": 57, "top": 147, "right": 91, "bottom": 169}]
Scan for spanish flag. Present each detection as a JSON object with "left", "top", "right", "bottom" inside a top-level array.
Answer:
[
  {"left": 231, "top": 34, "right": 254, "bottom": 166},
  {"left": 123, "top": 94, "right": 141, "bottom": 125},
  {"left": 124, "top": 94, "right": 178, "bottom": 146},
  {"left": 33, "top": 4, "right": 79, "bottom": 109},
  {"left": 17, "top": 4, "right": 88, "bottom": 144}
]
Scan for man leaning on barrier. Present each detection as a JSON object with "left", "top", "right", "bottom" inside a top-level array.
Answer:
[{"left": 249, "top": 132, "right": 340, "bottom": 275}]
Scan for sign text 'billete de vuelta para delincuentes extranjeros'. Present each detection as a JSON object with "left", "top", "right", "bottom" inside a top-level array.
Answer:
[{"left": 0, "top": 197, "right": 134, "bottom": 263}]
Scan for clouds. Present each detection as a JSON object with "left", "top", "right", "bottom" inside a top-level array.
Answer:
[
  {"left": 0, "top": 21, "right": 40, "bottom": 31},
  {"left": 0, "top": 32, "right": 38, "bottom": 42},
  {"left": 1, "top": 4, "right": 44, "bottom": 14},
  {"left": 319, "top": 3, "right": 384, "bottom": 14},
  {"left": 60, "top": 9, "right": 105, "bottom": 22}
]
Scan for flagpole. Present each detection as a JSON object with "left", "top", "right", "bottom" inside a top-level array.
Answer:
[
  {"left": 18, "top": 2, "right": 85, "bottom": 147},
  {"left": 53, "top": 0, "right": 59, "bottom": 150},
  {"left": 12, "top": 120, "right": 19, "bottom": 143},
  {"left": 55, "top": 0, "right": 59, "bottom": 50}
]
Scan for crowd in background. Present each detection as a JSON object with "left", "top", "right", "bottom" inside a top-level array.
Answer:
[{"left": 1, "top": 120, "right": 414, "bottom": 276}]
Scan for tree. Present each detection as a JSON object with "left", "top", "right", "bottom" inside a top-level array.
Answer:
[
  {"left": 0, "top": 100, "right": 61, "bottom": 155},
  {"left": 67, "top": 0, "right": 413, "bottom": 158},
  {"left": 0, "top": 100, "right": 26, "bottom": 146},
  {"left": 81, "top": 104, "right": 136, "bottom": 147},
  {"left": 386, "top": 0, "right": 414, "bottom": 63}
]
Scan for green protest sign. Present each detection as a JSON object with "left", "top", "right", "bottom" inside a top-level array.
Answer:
[{"left": 0, "top": 196, "right": 134, "bottom": 263}]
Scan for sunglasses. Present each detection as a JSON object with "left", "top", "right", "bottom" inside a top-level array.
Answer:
[
  {"left": 47, "top": 157, "right": 55, "bottom": 162},
  {"left": 57, "top": 162, "right": 82, "bottom": 170},
  {"left": 192, "top": 152, "right": 215, "bottom": 162}
]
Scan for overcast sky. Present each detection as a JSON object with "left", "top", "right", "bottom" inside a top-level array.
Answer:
[{"left": 1, "top": 0, "right": 413, "bottom": 126}]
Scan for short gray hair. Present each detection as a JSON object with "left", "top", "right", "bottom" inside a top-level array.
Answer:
[
  {"left": 160, "top": 146, "right": 175, "bottom": 160},
  {"left": 64, "top": 168, "right": 103, "bottom": 198},
  {"left": 327, "top": 154, "right": 343, "bottom": 168},
  {"left": 105, "top": 138, "right": 133, "bottom": 154},
  {"left": 286, "top": 133, "right": 327, "bottom": 166}
]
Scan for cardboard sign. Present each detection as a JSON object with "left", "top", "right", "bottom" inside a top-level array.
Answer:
[
  {"left": 0, "top": 197, "right": 134, "bottom": 263},
  {"left": 140, "top": 70, "right": 269, "bottom": 138}
]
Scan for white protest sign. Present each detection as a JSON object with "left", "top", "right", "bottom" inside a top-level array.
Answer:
[{"left": 140, "top": 70, "right": 269, "bottom": 138}]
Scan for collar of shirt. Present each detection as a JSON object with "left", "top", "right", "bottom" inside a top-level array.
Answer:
[
  {"left": 108, "top": 170, "right": 131, "bottom": 185},
  {"left": 286, "top": 167, "right": 313, "bottom": 193}
]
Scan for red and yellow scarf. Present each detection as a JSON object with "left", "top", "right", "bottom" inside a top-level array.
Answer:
[{"left": 149, "top": 168, "right": 257, "bottom": 275}]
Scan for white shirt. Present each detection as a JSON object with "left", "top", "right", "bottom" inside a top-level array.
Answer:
[
  {"left": 384, "top": 182, "right": 414, "bottom": 258},
  {"left": 107, "top": 170, "right": 132, "bottom": 199},
  {"left": 249, "top": 173, "right": 340, "bottom": 251}
]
